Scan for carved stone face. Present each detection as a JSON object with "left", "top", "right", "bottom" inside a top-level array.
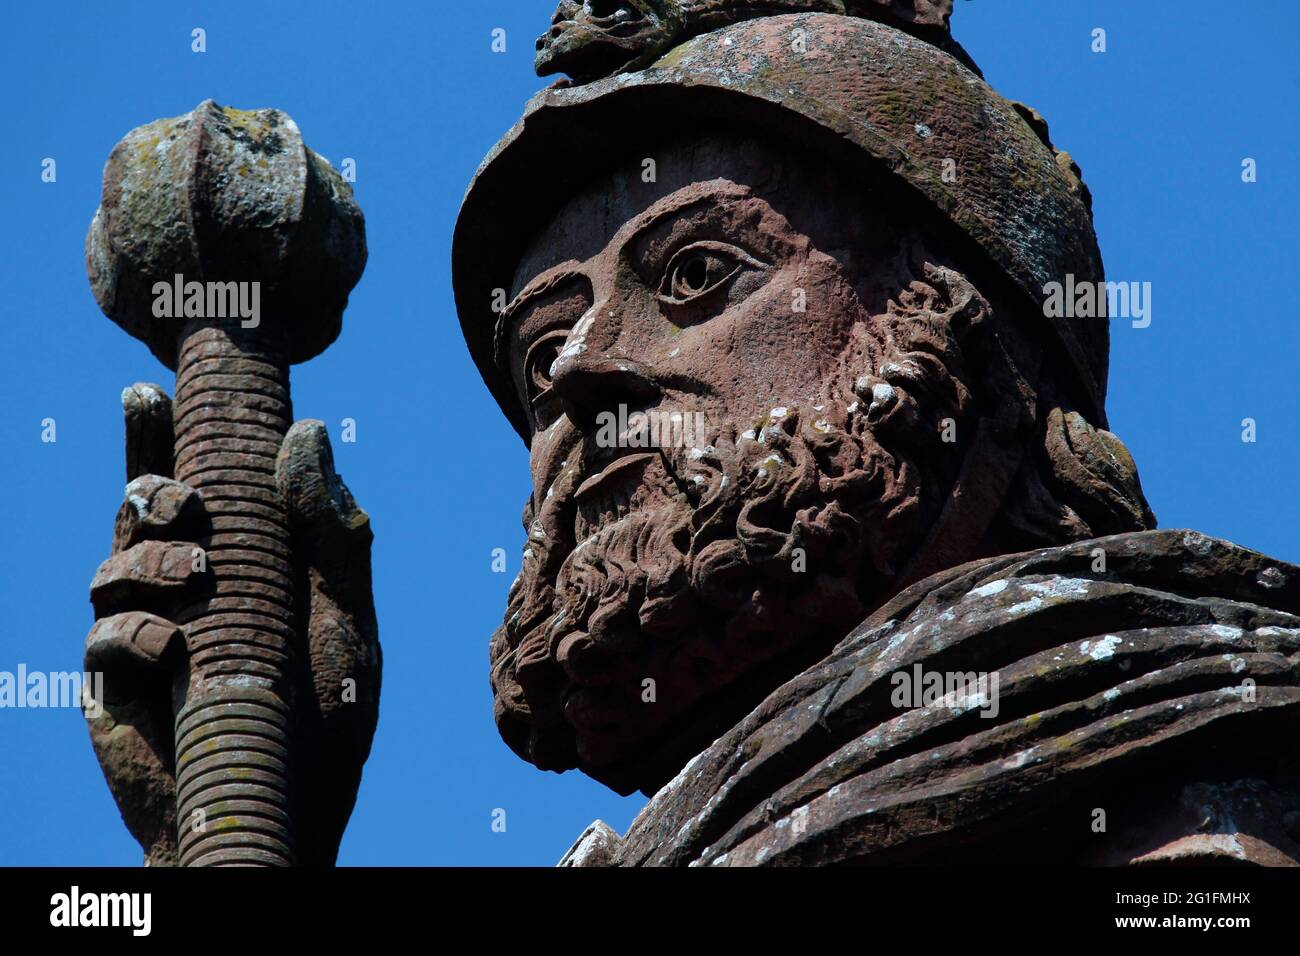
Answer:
[
  {"left": 534, "top": 1, "right": 960, "bottom": 82},
  {"left": 490, "top": 128, "right": 1010, "bottom": 793},
  {"left": 536, "top": 1, "right": 677, "bottom": 81}
]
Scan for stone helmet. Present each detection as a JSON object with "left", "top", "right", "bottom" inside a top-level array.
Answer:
[{"left": 454, "top": 1, "right": 1110, "bottom": 440}]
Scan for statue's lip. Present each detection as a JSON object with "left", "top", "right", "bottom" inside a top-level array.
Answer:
[{"left": 574, "top": 451, "right": 658, "bottom": 502}]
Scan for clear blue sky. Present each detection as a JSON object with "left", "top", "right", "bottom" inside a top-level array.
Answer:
[{"left": 0, "top": 1, "right": 1296, "bottom": 866}]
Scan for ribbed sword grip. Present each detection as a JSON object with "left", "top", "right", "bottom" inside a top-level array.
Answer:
[{"left": 171, "top": 320, "right": 297, "bottom": 867}]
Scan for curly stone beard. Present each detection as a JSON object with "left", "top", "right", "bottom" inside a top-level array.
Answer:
[{"left": 491, "top": 267, "right": 987, "bottom": 794}]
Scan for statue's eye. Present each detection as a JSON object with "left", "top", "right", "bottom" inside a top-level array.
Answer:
[
  {"left": 525, "top": 329, "right": 569, "bottom": 397},
  {"left": 522, "top": 328, "right": 570, "bottom": 429},
  {"left": 657, "top": 241, "right": 765, "bottom": 306}
]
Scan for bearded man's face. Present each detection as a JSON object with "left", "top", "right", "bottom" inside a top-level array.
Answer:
[{"left": 490, "top": 129, "right": 996, "bottom": 794}]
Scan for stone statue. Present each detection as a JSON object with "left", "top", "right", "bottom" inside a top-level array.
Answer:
[
  {"left": 83, "top": 101, "right": 381, "bottom": 866},
  {"left": 454, "top": 3, "right": 1300, "bottom": 864}
]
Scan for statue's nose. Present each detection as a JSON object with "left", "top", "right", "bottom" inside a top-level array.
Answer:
[{"left": 550, "top": 352, "right": 661, "bottom": 434}]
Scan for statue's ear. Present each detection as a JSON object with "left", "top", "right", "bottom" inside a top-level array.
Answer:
[
  {"left": 915, "top": 257, "right": 1049, "bottom": 440},
  {"left": 891, "top": 259, "right": 998, "bottom": 385},
  {"left": 918, "top": 262, "right": 990, "bottom": 344}
]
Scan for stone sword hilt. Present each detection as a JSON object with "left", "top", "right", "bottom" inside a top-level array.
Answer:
[{"left": 86, "top": 99, "right": 366, "bottom": 866}]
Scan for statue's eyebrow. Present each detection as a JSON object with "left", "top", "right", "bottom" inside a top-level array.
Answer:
[
  {"left": 621, "top": 185, "right": 749, "bottom": 246},
  {"left": 500, "top": 263, "right": 588, "bottom": 330},
  {"left": 493, "top": 263, "right": 587, "bottom": 371}
]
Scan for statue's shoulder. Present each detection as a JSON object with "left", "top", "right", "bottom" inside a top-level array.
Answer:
[{"left": 566, "top": 530, "right": 1300, "bottom": 866}]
